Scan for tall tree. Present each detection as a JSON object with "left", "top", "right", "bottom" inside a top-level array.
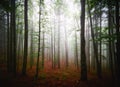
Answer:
[
  {"left": 42, "top": 31, "right": 45, "bottom": 68},
  {"left": 80, "top": 0, "right": 87, "bottom": 80},
  {"left": 9, "top": 0, "right": 13, "bottom": 73},
  {"left": 35, "top": 0, "right": 42, "bottom": 78},
  {"left": 74, "top": 16, "right": 80, "bottom": 69},
  {"left": 30, "top": 20, "right": 34, "bottom": 69},
  {"left": 57, "top": 7, "right": 60, "bottom": 69},
  {"left": 86, "top": 18, "right": 90, "bottom": 72},
  {"left": 75, "top": 29, "right": 79, "bottom": 69},
  {"left": 7, "top": 11, "right": 10, "bottom": 72},
  {"left": 53, "top": 14, "right": 56, "bottom": 68},
  {"left": 99, "top": 2, "right": 102, "bottom": 78},
  {"left": 51, "top": 22, "right": 54, "bottom": 68},
  {"left": 64, "top": 21, "right": 68, "bottom": 68},
  {"left": 22, "top": 0, "right": 28, "bottom": 76},
  {"left": 12, "top": 0, "right": 16, "bottom": 74},
  {"left": 9, "top": 0, "right": 17, "bottom": 74},
  {"left": 87, "top": 0, "right": 102, "bottom": 78},
  {"left": 108, "top": 0, "right": 114, "bottom": 79},
  {"left": 115, "top": 0, "right": 120, "bottom": 83}
]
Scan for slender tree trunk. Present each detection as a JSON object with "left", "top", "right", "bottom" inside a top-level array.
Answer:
[
  {"left": 75, "top": 30, "right": 79, "bottom": 69},
  {"left": 47, "top": 35, "right": 50, "bottom": 60},
  {"left": 22, "top": 0, "right": 28, "bottom": 76},
  {"left": 7, "top": 12, "right": 10, "bottom": 72},
  {"left": 17, "top": 16, "right": 20, "bottom": 71},
  {"left": 58, "top": 10, "right": 60, "bottom": 69},
  {"left": 64, "top": 20, "right": 69, "bottom": 68},
  {"left": 99, "top": 2, "right": 102, "bottom": 78},
  {"left": 49, "top": 9, "right": 53, "bottom": 65},
  {"left": 75, "top": 16, "right": 79, "bottom": 69},
  {"left": 36, "top": 0, "right": 41, "bottom": 78},
  {"left": 53, "top": 16, "right": 56, "bottom": 69},
  {"left": 86, "top": 18, "right": 90, "bottom": 72},
  {"left": 30, "top": 20, "right": 34, "bottom": 69},
  {"left": 3, "top": 15, "right": 7, "bottom": 63},
  {"left": 108, "top": 1, "right": 114, "bottom": 79},
  {"left": 51, "top": 27, "right": 54, "bottom": 68},
  {"left": 9, "top": 0, "right": 13, "bottom": 72},
  {"left": 87, "top": 0, "right": 101, "bottom": 78},
  {"left": 20, "top": 24, "right": 24, "bottom": 69},
  {"left": 42, "top": 31, "right": 45, "bottom": 69}
]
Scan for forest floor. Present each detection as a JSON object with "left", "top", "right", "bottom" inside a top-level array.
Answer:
[{"left": 0, "top": 62, "right": 119, "bottom": 87}]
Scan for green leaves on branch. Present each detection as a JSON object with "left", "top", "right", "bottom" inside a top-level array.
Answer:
[{"left": 92, "top": 27, "right": 117, "bottom": 42}]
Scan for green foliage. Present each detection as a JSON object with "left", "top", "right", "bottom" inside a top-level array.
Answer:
[{"left": 94, "top": 27, "right": 117, "bottom": 42}]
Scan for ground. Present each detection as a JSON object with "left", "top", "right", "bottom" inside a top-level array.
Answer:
[{"left": 0, "top": 62, "right": 118, "bottom": 87}]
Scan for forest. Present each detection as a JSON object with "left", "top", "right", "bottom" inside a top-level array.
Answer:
[{"left": 0, "top": 0, "right": 120, "bottom": 87}]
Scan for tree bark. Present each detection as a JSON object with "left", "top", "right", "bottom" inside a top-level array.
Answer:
[
  {"left": 36, "top": 0, "right": 42, "bottom": 78},
  {"left": 80, "top": 0, "right": 87, "bottom": 80},
  {"left": 22, "top": 0, "right": 28, "bottom": 76},
  {"left": 115, "top": 0, "right": 120, "bottom": 84},
  {"left": 87, "top": 0, "right": 101, "bottom": 78},
  {"left": 108, "top": 1, "right": 114, "bottom": 79}
]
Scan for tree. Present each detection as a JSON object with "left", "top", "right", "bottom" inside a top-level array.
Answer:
[
  {"left": 22, "top": 0, "right": 28, "bottom": 76},
  {"left": 42, "top": 31, "right": 45, "bottom": 68},
  {"left": 99, "top": 2, "right": 102, "bottom": 78},
  {"left": 50, "top": 17, "right": 54, "bottom": 68},
  {"left": 57, "top": 11, "right": 60, "bottom": 68},
  {"left": 75, "top": 29, "right": 79, "bottom": 69},
  {"left": 64, "top": 20, "right": 69, "bottom": 68},
  {"left": 12, "top": 0, "right": 17, "bottom": 75},
  {"left": 6, "top": 0, "right": 11, "bottom": 72},
  {"left": 80, "top": 0, "right": 87, "bottom": 80},
  {"left": 7, "top": 0, "right": 17, "bottom": 74},
  {"left": 115, "top": 0, "right": 120, "bottom": 84},
  {"left": 108, "top": 0, "right": 114, "bottom": 79},
  {"left": 53, "top": 14, "right": 56, "bottom": 68},
  {"left": 74, "top": 16, "right": 80, "bottom": 69},
  {"left": 35, "top": 0, "right": 42, "bottom": 78},
  {"left": 87, "top": 0, "right": 102, "bottom": 78},
  {"left": 30, "top": 20, "right": 34, "bottom": 69}
]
